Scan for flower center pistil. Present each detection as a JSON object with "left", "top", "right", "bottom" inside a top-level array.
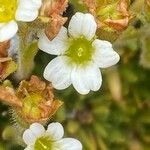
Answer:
[
  {"left": 22, "top": 93, "right": 42, "bottom": 120},
  {"left": 0, "top": 0, "right": 17, "bottom": 22},
  {"left": 65, "top": 37, "right": 94, "bottom": 65},
  {"left": 34, "top": 136, "right": 52, "bottom": 150}
]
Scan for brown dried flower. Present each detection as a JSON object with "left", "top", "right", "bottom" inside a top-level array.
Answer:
[
  {"left": 0, "top": 86, "right": 22, "bottom": 107},
  {"left": 83, "top": 0, "right": 131, "bottom": 32},
  {"left": 0, "top": 76, "right": 63, "bottom": 124},
  {"left": 39, "top": 0, "right": 68, "bottom": 40},
  {"left": 0, "top": 41, "right": 10, "bottom": 57},
  {"left": 146, "top": 0, "right": 150, "bottom": 7},
  {"left": 0, "top": 41, "right": 17, "bottom": 81},
  {"left": 45, "top": 14, "right": 67, "bottom": 40}
]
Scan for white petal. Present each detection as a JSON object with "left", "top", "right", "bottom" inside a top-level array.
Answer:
[
  {"left": 71, "top": 63, "right": 102, "bottom": 94},
  {"left": 44, "top": 56, "right": 72, "bottom": 90},
  {"left": 0, "top": 21, "right": 18, "bottom": 42},
  {"left": 71, "top": 65, "right": 90, "bottom": 95},
  {"left": 92, "top": 39, "right": 120, "bottom": 68},
  {"left": 15, "top": 9, "right": 39, "bottom": 22},
  {"left": 15, "top": 0, "right": 42, "bottom": 21},
  {"left": 29, "top": 123, "right": 45, "bottom": 137},
  {"left": 17, "top": 0, "right": 42, "bottom": 9},
  {"left": 38, "top": 27, "right": 69, "bottom": 55},
  {"left": 31, "top": 0, "right": 42, "bottom": 8},
  {"left": 46, "top": 122, "right": 64, "bottom": 141},
  {"left": 23, "top": 123, "right": 45, "bottom": 145},
  {"left": 83, "top": 63, "right": 102, "bottom": 91},
  {"left": 68, "top": 12, "right": 97, "bottom": 40},
  {"left": 23, "top": 129, "right": 37, "bottom": 145},
  {"left": 53, "top": 138, "right": 82, "bottom": 150}
]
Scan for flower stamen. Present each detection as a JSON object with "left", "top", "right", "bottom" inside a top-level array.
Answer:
[{"left": 66, "top": 37, "right": 94, "bottom": 65}]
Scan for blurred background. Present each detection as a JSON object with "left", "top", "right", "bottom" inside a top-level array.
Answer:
[{"left": 0, "top": 0, "right": 150, "bottom": 149}]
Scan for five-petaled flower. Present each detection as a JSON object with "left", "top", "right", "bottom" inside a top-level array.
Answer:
[
  {"left": 38, "top": 12, "right": 120, "bottom": 95},
  {"left": 23, "top": 122, "right": 82, "bottom": 150},
  {"left": 0, "top": 0, "right": 42, "bottom": 42}
]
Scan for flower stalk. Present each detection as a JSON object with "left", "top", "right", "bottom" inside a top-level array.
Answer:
[{"left": 15, "top": 39, "right": 38, "bottom": 81}]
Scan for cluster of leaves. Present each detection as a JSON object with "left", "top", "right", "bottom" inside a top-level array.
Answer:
[{"left": 0, "top": 0, "right": 150, "bottom": 149}]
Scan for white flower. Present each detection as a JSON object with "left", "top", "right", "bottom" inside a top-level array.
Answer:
[
  {"left": 38, "top": 12, "right": 120, "bottom": 95},
  {"left": 0, "top": 0, "right": 42, "bottom": 42},
  {"left": 23, "top": 122, "right": 82, "bottom": 150}
]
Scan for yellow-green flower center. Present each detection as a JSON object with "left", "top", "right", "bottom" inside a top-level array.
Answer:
[
  {"left": 0, "top": 0, "right": 17, "bottom": 22},
  {"left": 34, "top": 136, "right": 52, "bottom": 150},
  {"left": 22, "top": 93, "right": 42, "bottom": 119},
  {"left": 65, "top": 37, "right": 94, "bottom": 65}
]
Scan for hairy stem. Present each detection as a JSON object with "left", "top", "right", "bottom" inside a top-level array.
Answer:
[{"left": 15, "top": 23, "right": 39, "bottom": 81}]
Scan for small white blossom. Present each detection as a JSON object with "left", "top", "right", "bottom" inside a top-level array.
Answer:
[
  {"left": 0, "top": 0, "right": 42, "bottom": 42},
  {"left": 38, "top": 12, "right": 120, "bottom": 95},
  {"left": 23, "top": 122, "right": 82, "bottom": 150}
]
